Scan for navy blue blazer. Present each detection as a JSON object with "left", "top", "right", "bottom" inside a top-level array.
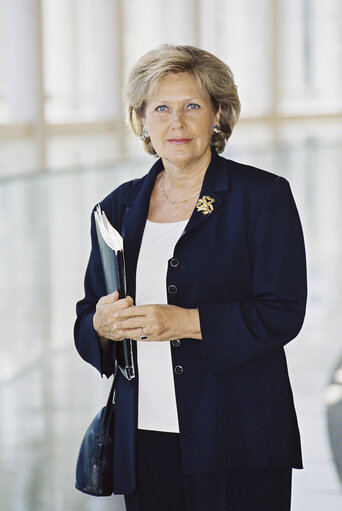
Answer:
[{"left": 74, "top": 148, "right": 307, "bottom": 494}]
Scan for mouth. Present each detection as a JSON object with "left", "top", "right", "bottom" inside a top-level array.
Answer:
[{"left": 167, "top": 138, "right": 192, "bottom": 145}]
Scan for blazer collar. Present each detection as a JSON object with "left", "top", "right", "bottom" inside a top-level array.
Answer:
[
  {"left": 198, "top": 146, "right": 230, "bottom": 193},
  {"left": 122, "top": 147, "right": 230, "bottom": 206}
]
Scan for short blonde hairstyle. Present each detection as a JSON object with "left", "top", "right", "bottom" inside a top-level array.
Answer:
[{"left": 125, "top": 44, "right": 241, "bottom": 155}]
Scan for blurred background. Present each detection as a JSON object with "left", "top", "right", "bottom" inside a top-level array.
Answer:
[{"left": 0, "top": 0, "right": 342, "bottom": 510}]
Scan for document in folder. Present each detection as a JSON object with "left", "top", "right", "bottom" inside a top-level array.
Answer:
[{"left": 94, "top": 204, "right": 135, "bottom": 381}]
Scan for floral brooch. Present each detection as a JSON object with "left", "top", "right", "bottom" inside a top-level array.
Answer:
[{"left": 196, "top": 195, "right": 215, "bottom": 215}]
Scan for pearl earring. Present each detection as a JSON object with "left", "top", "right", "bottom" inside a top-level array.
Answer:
[{"left": 213, "top": 125, "right": 221, "bottom": 134}]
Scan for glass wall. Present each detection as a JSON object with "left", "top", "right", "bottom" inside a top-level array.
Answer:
[{"left": 0, "top": 0, "right": 341, "bottom": 176}]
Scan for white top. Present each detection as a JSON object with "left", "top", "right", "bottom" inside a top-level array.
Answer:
[{"left": 135, "top": 219, "right": 188, "bottom": 432}]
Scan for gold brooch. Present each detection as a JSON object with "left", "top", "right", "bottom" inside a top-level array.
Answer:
[{"left": 196, "top": 195, "right": 215, "bottom": 215}]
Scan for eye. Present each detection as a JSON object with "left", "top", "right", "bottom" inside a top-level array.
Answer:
[
  {"left": 156, "top": 105, "right": 168, "bottom": 112},
  {"left": 186, "top": 103, "right": 200, "bottom": 110}
]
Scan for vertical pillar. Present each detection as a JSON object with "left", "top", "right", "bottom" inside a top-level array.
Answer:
[
  {"left": 193, "top": 0, "right": 201, "bottom": 47},
  {"left": 312, "top": 0, "right": 342, "bottom": 108},
  {"left": 88, "top": 0, "right": 123, "bottom": 119},
  {"left": 87, "top": 0, "right": 125, "bottom": 156},
  {"left": 2, "top": 0, "right": 45, "bottom": 167},
  {"left": 162, "top": 0, "right": 200, "bottom": 46},
  {"left": 270, "top": 0, "right": 280, "bottom": 141}
]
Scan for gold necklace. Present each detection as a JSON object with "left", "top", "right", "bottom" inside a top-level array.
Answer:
[{"left": 160, "top": 173, "right": 201, "bottom": 205}]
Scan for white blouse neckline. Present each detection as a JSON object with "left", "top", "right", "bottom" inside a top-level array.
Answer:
[{"left": 146, "top": 218, "right": 189, "bottom": 225}]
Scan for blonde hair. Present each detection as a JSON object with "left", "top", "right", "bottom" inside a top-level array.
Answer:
[{"left": 125, "top": 44, "right": 240, "bottom": 155}]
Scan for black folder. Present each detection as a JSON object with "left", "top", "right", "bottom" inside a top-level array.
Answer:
[{"left": 94, "top": 204, "right": 135, "bottom": 380}]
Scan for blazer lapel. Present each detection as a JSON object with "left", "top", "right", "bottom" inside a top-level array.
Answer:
[
  {"left": 120, "top": 148, "right": 230, "bottom": 296},
  {"left": 182, "top": 148, "right": 230, "bottom": 239},
  {"left": 121, "top": 158, "right": 163, "bottom": 300}
]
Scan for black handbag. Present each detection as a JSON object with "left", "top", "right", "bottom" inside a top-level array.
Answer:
[{"left": 75, "top": 372, "right": 117, "bottom": 496}]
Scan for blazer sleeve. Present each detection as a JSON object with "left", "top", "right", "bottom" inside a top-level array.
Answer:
[
  {"left": 74, "top": 208, "right": 116, "bottom": 378},
  {"left": 198, "top": 176, "right": 307, "bottom": 373}
]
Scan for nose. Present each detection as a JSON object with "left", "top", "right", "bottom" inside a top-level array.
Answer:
[{"left": 171, "top": 109, "right": 185, "bottom": 130}]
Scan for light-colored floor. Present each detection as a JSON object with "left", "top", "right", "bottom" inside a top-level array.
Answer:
[{"left": 1, "top": 134, "right": 342, "bottom": 510}]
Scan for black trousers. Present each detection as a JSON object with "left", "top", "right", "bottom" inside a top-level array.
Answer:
[{"left": 124, "top": 429, "right": 292, "bottom": 511}]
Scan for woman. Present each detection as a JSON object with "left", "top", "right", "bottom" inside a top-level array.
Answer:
[{"left": 74, "top": 45, "right": 307, "bottom": 511}]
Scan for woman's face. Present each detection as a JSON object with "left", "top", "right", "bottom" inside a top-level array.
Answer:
[{"left": 143, "top": 72, "right": 220, "bottom": 169}]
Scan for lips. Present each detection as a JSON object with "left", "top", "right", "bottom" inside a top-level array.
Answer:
[{"left": 167, "top": 138, "right": 192, "bottom": 144}]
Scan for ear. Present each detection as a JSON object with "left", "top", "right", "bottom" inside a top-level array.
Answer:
[
  {"left": 215, "top": 104, "right": 221, "bottom": 125},
  {"left": 140, "top": 105, "right": 146, "bottom": 127}
]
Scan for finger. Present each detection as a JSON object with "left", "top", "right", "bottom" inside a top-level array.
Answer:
[
  {"left": 118, "top": 327, "right": 153, "bottom": 342},
  {"left": 98, "top": 293, "right": 132, "bottom": 311},
  {"left": 122, "top": 295, "right": 134, "bottom": 308},
  {"left": 114, "top": 304, "right": 147, "bottom": 319},
  {"left": 114, "top": 316, "right": 148, "bottom": 331},
  {"left": 98, "top": 291, "right": 119, "bottom": 305},
  {"left": 102, "top": 330, "right": 125, "bottom": 341},
  {"left": 108, "top": 296, "right": 134, "bottom": 313}
]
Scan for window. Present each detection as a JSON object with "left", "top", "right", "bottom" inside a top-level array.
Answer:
[{"left": 0, "top": 0, "right": 341, "bottom": 176}]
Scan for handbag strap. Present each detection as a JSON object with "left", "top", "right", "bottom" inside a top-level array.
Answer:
[
  {"left": 105, "top": 369, "right": 117, "bottom": 409},
  {"left": 99, "top": 370, "right": 117, "bottom": 443}
]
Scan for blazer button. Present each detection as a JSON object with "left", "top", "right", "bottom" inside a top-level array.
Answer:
[
  {"left": 168, "top": 284, "right": 177, "bottom": 294},
  {"left": 170, "top": 258, "right": 179, "bottom": 268},
  {"left": 171, "top": 339, "right": 181, "bottom": 347},
  {"left": 174, "top": 365, "right": 184, "bottom": 375}
]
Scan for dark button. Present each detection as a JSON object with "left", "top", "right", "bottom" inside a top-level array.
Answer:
[
  {"left": 174, "top": 365, "right": 184, "bottom": 375},
  {"left": 170, "top": 258, "right": 179, "bottom": 268},
  {"left": 171, "top": 339, "right": 181, "bottom": 347},
  {"left": 168, "top": 284, "right": 177, "bottom": 294}
]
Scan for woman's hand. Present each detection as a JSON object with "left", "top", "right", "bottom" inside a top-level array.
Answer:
[
  {"left": 113, "top": 303, "right": 202, "bottom": 342},
  {"left": 93, "top": 291, "right": 133, "bottom": 341}
]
